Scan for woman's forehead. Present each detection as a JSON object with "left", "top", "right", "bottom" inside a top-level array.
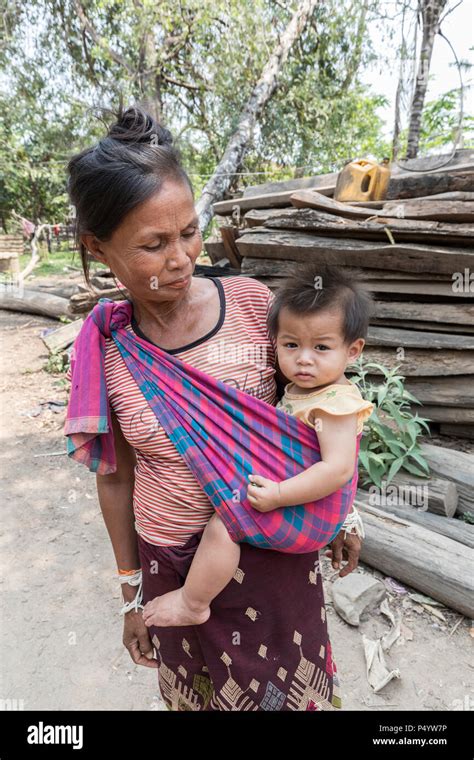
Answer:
[{"left": 120, "top": 182, "right": 196, "bottom": 237}]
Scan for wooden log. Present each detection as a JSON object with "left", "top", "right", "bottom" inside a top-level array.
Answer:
[
  {"left": 236, "top": 230, "right": 474, "bottom": 274},
  {"left": 353, "top": 500, "right": 474, "bottom": 617},
  {"left": 0, "top": 287, "right": 71, "bottom": 319},
  {"left": 362, "top": 279, "right": 470, "bottom": 298},
  {"left": 420, "top": 443, "right": 474, "bottom": 517},
  {"left": 41, "top": 319, "right": 84, "bottom": 353},
  {"left": 381, "top": 200, "right": 474, "bottom": 223},
  {"left": 240, "top": 150, "right": 474, "bottom": 200},
  {"left": 216, "top": 171, "right": 474, "bottom": 215},
  {"left": 220, "top": 225, "right": 242, "bottom": 269},
  {"left": 241, "top": 257, "right": 455, "bottom": 282},
  {"left": 365, "top": 326, "right": 474, "bottom": 350},
  {"left": 290, "top": 189, "right": 474, "bottom": 223},
  {"left": 213, "top": 185, "right": 334, "bottom": 214},
  {"left": 204, "top": 239, "right": 227, "bottom": 264},
  {"left": 359, "top": 472, "right": 457, "bottom": 517},
  {"left": 439, "top": 423, "right": 474, "bottom": 441},
  {"left": 384, "top": 172, "right": 474, "bottom": 201},
  {"left": 347, "top": 191, "right": 474, "bottom": 207},
  {"left": 371, "top": 300, "right": 474, "bottom": 327},
  {"left": 413, "top": 406, "right": 474, "bottom": 424},
  {"left": 29, "top": 283, "right": 82, "bottom": 299},
  {"left": 371, "top": 319, "right": 474, "bottom": 335},
  {"left": 402, "top": 376, "right": 473, "bottom": 408},
  {"left": 262, "top": 208, "right": 474, "bottom": 247},
  {"left": 360, "top": 347, "right": 474, "bottom": 376},
  {"left": 69, "top": 287, "right": 128, "bottom": 314},
  {"left": 355, "top": 490, "right": 474, "bottom": 549}
]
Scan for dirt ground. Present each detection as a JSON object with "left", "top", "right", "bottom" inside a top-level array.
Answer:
[{"left": 1, "top": 302, "right": 473, "bottom": 712}]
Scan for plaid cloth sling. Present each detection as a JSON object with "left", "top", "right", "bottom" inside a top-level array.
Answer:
[{"left": 64, "top": 299, "right": 359, "bottom": 554}]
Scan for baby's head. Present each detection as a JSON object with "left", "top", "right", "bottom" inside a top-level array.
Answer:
[{"left": 267, "top": 262, "right": 372, "bottom": 391}]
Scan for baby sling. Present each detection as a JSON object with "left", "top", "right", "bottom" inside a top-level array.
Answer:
[{"left": 64, "top": 299, "right": 359, "bottom": 553}]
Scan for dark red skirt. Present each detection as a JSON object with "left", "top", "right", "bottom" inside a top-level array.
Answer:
[{"left": 138, "top": 529, "right": 342, "bottom": 711}]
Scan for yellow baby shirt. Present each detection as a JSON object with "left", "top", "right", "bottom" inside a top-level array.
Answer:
[{"left": 276, "top": 381, "right": 374, "bottom": 434}]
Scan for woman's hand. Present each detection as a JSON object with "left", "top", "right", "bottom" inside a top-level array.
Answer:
[
  {"left": 247, "top": 474, "right": 281, "bottom": 512},
  {"left": 325, "top": 530, "right": 361, "bottom": 578},
  {"left": 123, "top": 609, "right": 158, "bottom": 669}
]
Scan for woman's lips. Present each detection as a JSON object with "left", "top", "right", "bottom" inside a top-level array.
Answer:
[{"left": 166, "top": 275, "right": 191, "bottom": 288}]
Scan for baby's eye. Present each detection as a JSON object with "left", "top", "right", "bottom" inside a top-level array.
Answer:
[
  {"left": 316, "top": 344, "right": 329, "bottom": 351},
  {"left": 284, "top": 342, "right": 297, "bottom": 348}
]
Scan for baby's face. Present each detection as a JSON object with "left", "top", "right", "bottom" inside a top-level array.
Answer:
[{"left": 276, "top": 306, "right": 364, "bottom": 393}]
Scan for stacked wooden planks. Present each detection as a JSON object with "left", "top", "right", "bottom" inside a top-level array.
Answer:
[{"left": 208, "top": 150, "right": 474, "bottom": 439}]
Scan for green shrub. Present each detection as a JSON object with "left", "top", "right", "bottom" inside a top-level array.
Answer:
[{"left": 350, "top": 358, "right": 431, "bottom": 488}]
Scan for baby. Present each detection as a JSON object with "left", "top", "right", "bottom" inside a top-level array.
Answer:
[{"left": 143, "top": 262, "right": 374, "bottom": 628}]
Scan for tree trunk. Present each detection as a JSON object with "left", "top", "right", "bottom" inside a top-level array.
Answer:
[
  {"left": 405, "top": 0, "right": 447, "bottom": 159},
  {"left": 195, "top": 0, "right": 320, "bottom": 233}
]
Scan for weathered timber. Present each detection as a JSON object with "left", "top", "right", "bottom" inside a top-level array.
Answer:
[
  {"left": 420, "top": 443, "right": 474, "bottom": 517},
  {"left": 236, "top": 230, "right": 474, "bottom": 273},
  {"left": 359, "top": 472, "right": 457, "bottom": 517},
  {"left": 347, "top": 191, "right": 474, "bottom": 207},
  {"left": 355, "top": 490, "right": 474, "bottom": 549},
  {"left": 371, "top": 300, "right": 474, "bottom": 327},
  {"left": 360, "top": 347, "right": 474, "bottom": 376},
  {"left": 439, "top": 424, "right": 474, "bottom": 440},
  {"left": 216, "top": 171, "right": 474, "bottom": 215},
  {"left": 365, "top": 326, "right": 474, "bottom": 350},
  {"left": 261, "top": 208, "right": 474, "bottom": 247},
  {"left": 353, "top": 500, "right": 474, "bottom": 617},
  {"left": 69, "top": 287, "right": 128, "bottom": 314},
  {"left": 0, "top": 288, "right": 71, "bottom": 319},
  {"left": 41, "top": 319, "right": 84, "bottom": 353},
  {"left": 241, "top": 257, "right": 454, "bottom": 282},
  {"left": 290, "top": 189, "right": 474, "bottom": 223},
  {"left": 402, "top": 376, "right": 474, "bottom": 408},
  {"left": 371, "top": 319, "right": 474, "bottom": 335},
  {"left": 412, "top": 406, "right": 474, "bottom": 424},
  {"left": 240, "top": 150, "right": 474, "bottom": 199}
]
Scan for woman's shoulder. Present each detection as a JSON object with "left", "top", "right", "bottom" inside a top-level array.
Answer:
[{"left": 219, "top": 275, "right": 274, "bottom": 310}]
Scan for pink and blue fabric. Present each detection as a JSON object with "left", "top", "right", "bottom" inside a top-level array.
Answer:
[{"left": 64, "top": 299, "right": 359, "bottom": 554}]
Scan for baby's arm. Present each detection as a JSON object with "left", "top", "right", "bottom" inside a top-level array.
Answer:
[{"left": 277, "top": 411, "right": 358, "bottom": 508}]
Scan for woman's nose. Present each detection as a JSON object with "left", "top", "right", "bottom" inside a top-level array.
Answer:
[{"left": 166, "top": 239, "right": 190, "bottom": 267}]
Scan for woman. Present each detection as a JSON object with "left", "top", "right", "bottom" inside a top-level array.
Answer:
[{"left": 66, "top": 106, "right": 362, "bottom": 712}]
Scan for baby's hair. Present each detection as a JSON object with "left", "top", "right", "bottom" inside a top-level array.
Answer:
[{"left": 267, "top": 262, "right": 372, "bottom": 344}]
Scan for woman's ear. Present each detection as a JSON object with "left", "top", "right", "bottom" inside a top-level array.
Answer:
[
  {"left": 348, "top": 338, "right": 365, "bottom": 361},
  {"left": 80, "top": 233, "right": 108, "bottom": 265}
]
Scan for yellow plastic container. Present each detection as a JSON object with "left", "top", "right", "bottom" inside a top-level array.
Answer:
[{"left": 334, "top": 158, "right": 391, "bottom": 203}]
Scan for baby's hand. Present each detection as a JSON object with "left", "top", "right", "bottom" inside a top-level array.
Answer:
[{"left": 247, "top": 474, "right": 281, "bottom": 512}]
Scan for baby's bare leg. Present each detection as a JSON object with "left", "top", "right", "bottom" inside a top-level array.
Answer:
[
  {"left": 183, "top": 512, "right": 241, "bottom": 609},
  {"left": 142, "top": 513, "right": 240, "bottom": 628}
]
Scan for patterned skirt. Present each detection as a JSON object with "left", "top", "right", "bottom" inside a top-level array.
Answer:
[{"left": 138, "top": 529, "right": 342, "bottom": 712}]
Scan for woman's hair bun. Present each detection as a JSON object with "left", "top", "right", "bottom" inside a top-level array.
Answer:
[{"left": 107, "top": 105, "right": 173, "bottom": 147}]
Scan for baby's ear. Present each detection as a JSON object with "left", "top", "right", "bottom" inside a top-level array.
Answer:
[{"left": 348, "top": 338, "right": 365, "bottom": 360}]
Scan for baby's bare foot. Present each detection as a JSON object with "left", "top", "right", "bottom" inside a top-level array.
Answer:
[{"left": 142, "top": 588, "right": 211, "bottom": 628}]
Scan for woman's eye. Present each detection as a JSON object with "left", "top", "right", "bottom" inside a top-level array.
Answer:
[
  {"left": 182, "top": 228, "right": 198, "bottom": 238},
  {"left": 144, "top": 242, "right": 162, "bottom": 251}
]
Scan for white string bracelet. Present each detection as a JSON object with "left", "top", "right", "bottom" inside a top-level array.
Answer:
[
  {"left": 341, "top": 505, "right": 365, "bottom": 540},
  {"left": 118, "top": 570, "right": 144, "bottom": 615}
]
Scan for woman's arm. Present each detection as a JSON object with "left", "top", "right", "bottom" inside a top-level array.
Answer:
[
  {"left": 248, "top": 411, "right": 358, "bottom": 510},
  {"left": 96, "top": 409, "right": 139, "bottom": 576},
  {"left": 96, "top": 410, "right": 157, "bottom": 669}
]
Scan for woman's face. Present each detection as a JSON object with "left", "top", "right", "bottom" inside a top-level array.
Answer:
[{"left": 81, "top": 179, "right": 202, "bottom": 303}]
